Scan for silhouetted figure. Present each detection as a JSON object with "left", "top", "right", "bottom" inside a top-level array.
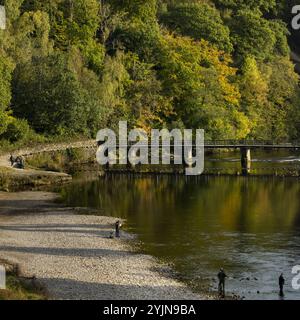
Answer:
[
  {"left": 109, "top": 232, "right": 114, "bottom": 239},
  {"left": 218, "top": 268, "right": 227, "bottom": 297},
  {"left": 15, "top": 156, "right": 24, "bottom": 169},
  {"left": 115, "top": 220, "right": 122, "bottom": 238},
  {"left": 279, "top": 273, "right": 285, "bottom": 297},
  {"left": 9, "top": 154, "right": 15, "bottom": 166}
]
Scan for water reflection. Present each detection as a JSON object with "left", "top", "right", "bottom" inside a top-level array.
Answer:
[{"left": 60, "top": 175, "right": 300, "bottom": 300}]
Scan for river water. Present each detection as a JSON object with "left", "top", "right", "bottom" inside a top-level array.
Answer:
[{"left": 59, "top": 150, "right": 300, "bottom": 300}]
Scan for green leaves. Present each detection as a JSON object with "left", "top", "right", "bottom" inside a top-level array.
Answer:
[
  {"left": 213, "top": 0, "right": 277, "bottom": 13},
  {"left": 12, "top": 51, "right": 102, "bottom": 136},
  {"left": 157, "top": 34, "right": 248, "bottom": 139},
  {"left": 159, "top": 3, "right": 233, "bottom": 53},
  {"left": 0, "top": 0, "right": 299, "bottom": 144},
  {"left": 230, "top": 10, "right": 277, "bottom": 61},
  {"left": 0, "top": 54, "right": 13, "bottom": 111}
]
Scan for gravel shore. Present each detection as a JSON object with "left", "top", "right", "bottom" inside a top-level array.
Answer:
[{"left": 0, "top": 191, "right": 208, "bottom": 300}]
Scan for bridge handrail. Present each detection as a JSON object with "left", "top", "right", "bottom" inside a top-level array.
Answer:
[{"left": 203, "top": 140, "right": 300, "bottom": 146}]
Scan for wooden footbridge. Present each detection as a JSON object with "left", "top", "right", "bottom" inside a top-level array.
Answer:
[
  {"left": 4, "top": 139, "right": 299, "bottom": 175},
  {"left": 96, "top": 140, "right": 300, "bottom": 175},
  {"left": 203, "top": 140, "right": 300, "bottom": 149},
  {"left": 203, "top": 140, "right": 300, "bottom": 174}
]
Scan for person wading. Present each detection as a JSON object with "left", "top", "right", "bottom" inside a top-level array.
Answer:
[
  {"left": 218, "top": 268, "right": 227, "bottom": 298},
  {"left": 279, "top": 273, "right": 285, "bottom": 297}
]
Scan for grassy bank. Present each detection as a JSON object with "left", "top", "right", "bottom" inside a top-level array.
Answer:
[
  {"left": 0, "top": 167, "right": 71, "bottom": 191},
  {"left": 25, "top": 148, "right": 95, "bottom": 173},
  {"left": 0, "top": 261, "right": 46, "bottom": 300}
]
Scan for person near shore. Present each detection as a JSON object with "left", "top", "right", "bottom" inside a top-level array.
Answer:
[
  {"left": 279, "top": 273, "right": 285, "bottom": 297},
  {"left": 15, "top": 156, "right": 25, "bottom": 169},
  {"left": 9, "top": 154, "right": 15, "bottom": 166},
  {"left": 115, "top": 220, "right": 122, "bottom": 238},
  {"left": 218, "top": 268, "right": 227, "bottom": 297},
  {"left": 109, "top": 231, "right": 114, "bottom": 239}
]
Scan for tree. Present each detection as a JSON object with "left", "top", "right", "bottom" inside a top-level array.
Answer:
[
  {"left": 239, "top": 55, "right": 300, "bottom": 141},
  {"left": 106, "top": 0, "right": 161, "bottom": 62},
  {"left": 123, "top": 52, "right": 174, "bottom": 131},
  {"left": 158, "top": 33, "right": 249, "bottom": 139},
  {"left": 0, "top": 51, "right": 14, "bottom": 135},
  {"left": 11, "top": 51, "right": 105, "bottom": 136},
  {"left": 159, "top": 2, "right": 233, "bottom": 52},
  {"left": 238, "top": 56, "right": 269, "bottom": 139},
  {"left": 213, "top": 0, "right": 277, "bottom": 13},
  {"left": 230, "top": 10, "right": 276, "bottom": 62},
  {"left": 0, "top": 0, "right": 300, "bottom": 143},
  {"left": 261, "top": 57, "right": 300, "bottom": 141}
]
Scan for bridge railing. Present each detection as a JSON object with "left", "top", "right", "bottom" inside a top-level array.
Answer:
[
  {"left": 96, "top": 140, "right": 300, "bottom": 148},
  {"left": 203, "top": 140, "right": 300, "bottom": 147}
]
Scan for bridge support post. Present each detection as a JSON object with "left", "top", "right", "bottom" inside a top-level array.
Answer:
[
  {"left": 182, "top": 147, "right": 193, "bottom": 172},
  {"left": 127, "top": 147, "right": 136, "bottom": 171},
  {"left": 240, "top": 148, "right": 251, "bottom": 175}
]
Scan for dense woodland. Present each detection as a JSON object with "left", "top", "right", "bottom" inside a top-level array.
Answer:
[{"left": 0, "top": 0, "right": 300, "bottom": 145}]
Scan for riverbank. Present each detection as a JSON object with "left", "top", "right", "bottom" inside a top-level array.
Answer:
[
  {"left": 0, "top": 259, "right": 47, "bottom": 300},
  {"left": 0, "top": 167, "right": 72, "bottom": 191},
  {"left": 0, "top": 191, "right": 210, "bottom": 300},
  {"left": 0, "top": 144, "right": 90, "bottom": 191},
  {"left": 1, "top": 143, "right": 300, "bottom": 192}
]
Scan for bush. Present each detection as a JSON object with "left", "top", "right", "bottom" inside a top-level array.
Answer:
[
  {"left": 0, "top": 111, "right": 10, "bottom": 136},
  {"left": 0, "top": 117, "right": 36, "bottom": 143}
]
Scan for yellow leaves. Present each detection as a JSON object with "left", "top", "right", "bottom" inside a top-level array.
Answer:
[
  {"left": 156, "top": 32, "right": 252, "bottom": 139},
  {"left": 160, "top": 32, "right": 240, "bottom": 106},
  {"left": 231, "top": 109, "right": 251, "bottom": 139},
  {"left": 196, "top": 40, "right": 240, "bottom": 106},
  {"left": 136, "top": 110, "right": 163, "bottom": 133},
  {"left": 239, "top": 56, "right": 269, "bottom": 108},
  {"left": 135, "top": 98, "right": 176, "bottom": 133},
  {"left": 207, "top": 109, "right": 251, "bottom": 140}
]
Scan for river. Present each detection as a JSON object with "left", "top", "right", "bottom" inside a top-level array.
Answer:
[{"left": 59, "top": 150, "right": 300, "bottom": 300}]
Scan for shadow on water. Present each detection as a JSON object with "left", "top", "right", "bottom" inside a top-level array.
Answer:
[{"left": 58, "top": 169, "right": 300, "bottom": 300}]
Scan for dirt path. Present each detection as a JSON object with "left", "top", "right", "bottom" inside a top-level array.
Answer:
[
  {"left": 0, "top": 154, "right": 10, "bottom": 167},
  {"left": 0, "top": 191, "right": 209, "bottom": 300},
  {"left": 0, "top": 140, "right": 95, "bottom": 160},
  {"left": 0, "top": 139, "right": 95, "bottom": 169}
]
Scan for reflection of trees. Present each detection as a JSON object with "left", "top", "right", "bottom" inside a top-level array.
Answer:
[
  {"left": 61, "top": 175, "right": 300, "bottom": 235},
  {"left": 60, "top": 175, "right": 300, "bottom": 269},
  {"left": 196, "top": 177, "right": 300, "bottom": 233}
]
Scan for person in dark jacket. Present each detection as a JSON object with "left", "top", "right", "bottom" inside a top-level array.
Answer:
[
  {"left": 9, "top": 154, "right": 15, "bottom": 166},
  {"left": 14, "top": 156, "right": 24, "bottom": 169},
  {"left": 279, "top": 273, "right": 285, "bottom": 297},
  {"left": 115, "top": 220, "right": 122, "bottom": 238},
  {"left": 218, "top": 268, "right": 227, "bottom": 297}
]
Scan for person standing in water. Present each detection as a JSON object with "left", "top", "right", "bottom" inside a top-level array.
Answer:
[
  {"left": 279, "top": 273, "right": 285, "bottom": 297},
  {"left": 218, "top": 268, "right": 227, "bottom": 298}
]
